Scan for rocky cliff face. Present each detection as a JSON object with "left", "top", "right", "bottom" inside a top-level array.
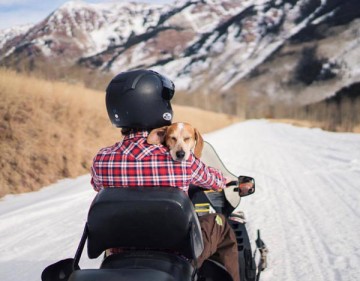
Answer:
[{"left": 1, "top": 0, "right": 359, "bottom": 106}]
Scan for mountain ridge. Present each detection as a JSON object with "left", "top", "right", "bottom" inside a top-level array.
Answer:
[{"left": 0, "top": 0, "right": 359, "bottom": 108}]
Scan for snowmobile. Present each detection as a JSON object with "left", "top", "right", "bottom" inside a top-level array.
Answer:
[{"left": 41, "top": 141, "right": 268, "bottom": 281}]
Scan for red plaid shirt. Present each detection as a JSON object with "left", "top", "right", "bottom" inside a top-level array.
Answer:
[{"left": 91, "top": 131, "right": 226, "bottom": 193}]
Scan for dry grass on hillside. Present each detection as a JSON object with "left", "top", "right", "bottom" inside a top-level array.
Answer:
[
  {"left": 0, "top": 69, "right": 118, "bottom": 197},
  {"left": 0, "top": 69, "right": 237, "bottom": 197},
  {"left": 173, "top": 105, "right": 239, "bottom": 133}
]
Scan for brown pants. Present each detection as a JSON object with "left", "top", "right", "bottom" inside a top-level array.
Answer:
[{"left": 197, "top": 214, "right": 240, "bottom": 281}]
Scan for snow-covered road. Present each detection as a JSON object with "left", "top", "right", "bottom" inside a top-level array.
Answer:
[{"left": 1, "top": 120, "right": 360, "bottom": 281}]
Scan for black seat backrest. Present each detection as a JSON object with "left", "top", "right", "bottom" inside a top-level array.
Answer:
[{"left": 86, "top": 187, "right": 203, "bottom": 260}]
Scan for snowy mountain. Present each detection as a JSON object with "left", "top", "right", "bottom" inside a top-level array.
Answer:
[
  {"left": 1, "top": 120, "right": 360, "bottom": 281},
  {"left": 0, "top": 0, "right": 359, "bottom": 105},
  {"left": 0, "top": 24, "right": 34, "bottom": 50}
]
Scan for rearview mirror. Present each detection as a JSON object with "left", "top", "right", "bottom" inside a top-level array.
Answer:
[{"left": 237, "top": 176, "right": 255, "bottom": 197}]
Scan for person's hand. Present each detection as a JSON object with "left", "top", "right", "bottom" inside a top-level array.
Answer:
[{"left": 224, "top": 178, "right": 235, "bottom": 188}]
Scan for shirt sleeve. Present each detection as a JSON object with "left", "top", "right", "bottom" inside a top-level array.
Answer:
[
  {"left": 189, "top": 154, "right": 227, "bottom": 190},
  {"left": 90, "top": 154, "right": 103, "bottom": 192}
]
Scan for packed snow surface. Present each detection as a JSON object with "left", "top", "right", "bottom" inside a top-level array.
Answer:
[{"left": 1, "top": 120, "right": 360, "bottom": 281}]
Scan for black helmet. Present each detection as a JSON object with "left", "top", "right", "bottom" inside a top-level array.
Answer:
[{"left": 106, "top": 69, "right": 175, "bottom": 129}]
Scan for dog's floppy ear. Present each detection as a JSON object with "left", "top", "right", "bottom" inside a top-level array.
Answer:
[
  {"left": 147, "top": 126, "right": 168, "bottom": 145},
  {"left": 194, "top": 128, "right": 204, "bottom": 158}
]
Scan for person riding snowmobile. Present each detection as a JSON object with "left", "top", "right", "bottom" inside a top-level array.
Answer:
[{"left": 90, "top": 69, "right": 241, "bottom": 281}]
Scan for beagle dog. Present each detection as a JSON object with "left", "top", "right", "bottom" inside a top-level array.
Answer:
[{"left": 147, "top": 122, "right": 204, "bottom": 161}]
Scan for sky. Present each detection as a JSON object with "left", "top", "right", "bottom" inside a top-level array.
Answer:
[{"left": 0, "top": 0, "right": 173, "bottom": 30}]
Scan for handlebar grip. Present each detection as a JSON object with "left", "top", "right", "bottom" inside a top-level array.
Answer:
[{"left": 226, "top": 181, "right": 238, "bottom": 187}]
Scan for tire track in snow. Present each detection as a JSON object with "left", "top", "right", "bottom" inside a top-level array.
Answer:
[
  {"left": 0, "top": 175, "right": 102, "bottom": 281},
  {"left": 207, "top": 120, "right": 360, "bottom": 281},
  {"left": 254, "top": 122, "right": 360, "bottom": 281},
  {"left": 253, "top": 134, "right": 331, "bottom": 281}
]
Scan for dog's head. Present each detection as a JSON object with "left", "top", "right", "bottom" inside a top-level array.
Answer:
[{"left": 147, "top": 122, "right": 204, "bottom": 161}]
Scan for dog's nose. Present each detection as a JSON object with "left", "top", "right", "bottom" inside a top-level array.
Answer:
[{"left": 176, "top": 150, "right": 185, "bottom": 159}]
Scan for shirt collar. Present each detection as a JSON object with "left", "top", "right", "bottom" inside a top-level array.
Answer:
[{"left": 123, "top": 130, "right": 149, "bottom": 140}]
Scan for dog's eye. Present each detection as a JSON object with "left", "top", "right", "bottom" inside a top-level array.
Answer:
[
  {"left": 171, "top": 137, "right": 177, "bottom": 141},
  {"left": 184, "top": 137, "right": 190, "bottom": 142}
]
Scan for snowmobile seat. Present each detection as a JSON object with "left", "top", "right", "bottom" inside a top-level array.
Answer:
[
  {"left": 68, "top": 268, "right": 177, "bottom": 281},
  {"left": 99, "top": 251, "right": 193, "bottom": 280},
  {"left": 86, "top": 187, "right": 204, "bottom": 260}
]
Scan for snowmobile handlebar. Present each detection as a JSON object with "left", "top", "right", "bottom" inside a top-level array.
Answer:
[{"left": 226, "top": 180, "right": 239, "bottom": 187}]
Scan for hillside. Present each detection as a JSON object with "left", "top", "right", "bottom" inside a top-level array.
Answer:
[{"left": 0, "top": 69, "right": 238, "bottom": 197}]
